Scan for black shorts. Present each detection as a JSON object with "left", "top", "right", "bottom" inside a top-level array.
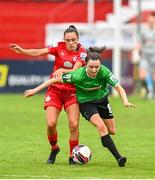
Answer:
[{"left": 79, "top": 95, "right": 114, "bottom": 121}]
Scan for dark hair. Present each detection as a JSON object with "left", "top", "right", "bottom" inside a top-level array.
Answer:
[
  {"left": 85, "top": 46, "right": 106, "bottom": 63},
  {"left": 64, "top": 25, "right": 79, "bottom": 38}
]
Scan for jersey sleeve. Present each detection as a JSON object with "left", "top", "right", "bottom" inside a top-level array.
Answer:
[
  {"left": 77, "top": 52, "right": 87, "bottom": 65},
  {"left": 62, "top": 72, "right": 74, "bottom": 84},
  {"left": 62, "top": 70, "right": 80, "bottom": 84},
  {"left": 76, "top": 44, "right": 87, "bottom": 66},
  {"left": 102, "top": 66, "right": 119, "bottom": 87},
  {"left": 47, "top": 42, "right": 59, "bottom": 56},
  {"left": 108, "top": 72, "right": 119, "bottom": 87}
]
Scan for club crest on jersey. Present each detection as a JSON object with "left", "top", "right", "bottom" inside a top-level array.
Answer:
[
  {"left": 45, "top": 96, "right": 51, "bottom": 102},
  {"left": 64, "top": 61, "right": 73, "bottom": 68},
  {"left": 73, "top": 56, "right": 77, "bottom": 61},
  {"left": 61, "top": 51, "right": 65, "bottom": 56}
]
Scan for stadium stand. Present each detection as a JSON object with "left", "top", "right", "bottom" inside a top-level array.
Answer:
[{"left": 0, "top": 1, "right": 114, "bottom": 60}]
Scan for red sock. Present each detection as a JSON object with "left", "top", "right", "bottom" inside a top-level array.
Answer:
[
  {"left": 69, "top": 139, "right": 78, "bottom": 157},
  {"left": 48, "top": 133, "right": 58, "bottom": 151}
]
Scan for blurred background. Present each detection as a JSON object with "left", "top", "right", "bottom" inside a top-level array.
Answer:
[{"left": 0, "top": 0, "right": 155, "bottom": 94}]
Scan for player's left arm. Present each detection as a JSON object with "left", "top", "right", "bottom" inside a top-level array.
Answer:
[
  {"left": 23, "top": 77, "right": 62, "bottom": 97},
  {"left": 114, "top": 84, "right": 136, "bottom": 108}
]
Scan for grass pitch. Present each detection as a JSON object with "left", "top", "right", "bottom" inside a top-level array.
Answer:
[{"left": 0, "top": 94, "right": 155, "bottom": 179}]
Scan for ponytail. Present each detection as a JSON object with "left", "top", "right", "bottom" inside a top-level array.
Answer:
[{"left": 85, "top": 46, "right": 106, "bottom": 63}]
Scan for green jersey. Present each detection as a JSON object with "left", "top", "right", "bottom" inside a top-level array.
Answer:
[{"left": 62, "top": 65, "right": 119, "bottom": 103}]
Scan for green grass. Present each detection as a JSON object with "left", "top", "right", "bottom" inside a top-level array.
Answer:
[{"left": 0, "top": 94, "right": 155, "bottom": 179}]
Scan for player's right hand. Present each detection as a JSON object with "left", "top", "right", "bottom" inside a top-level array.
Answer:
[
  {"left": 23, "top": 89, "right": 36, "bottom": 97},
  {"left": 124, "top": 102, "right": 136, "bottom": 108},
  {"left": 53, "top": 68, "right": 65, "bottom": 77},
  {"left": 9, "top": 43, "right": 23, "bottom": 53}
]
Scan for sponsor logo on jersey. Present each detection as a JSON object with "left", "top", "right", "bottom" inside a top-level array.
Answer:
[
  {"left": 45, "top": 95, "right": 51, "bottom": 102},
  {"left": 64, "top": 61, "right": 73, "bottom": 68},
  {"left": 83, "top": 85, "right": 102, "bottom": 91},
  {"left": 109, "top": 74, "right": 118, "bottom": 82}
]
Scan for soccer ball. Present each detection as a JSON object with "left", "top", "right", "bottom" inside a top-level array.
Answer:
[{"left": 72, "top": 144, "right": 92, "bottom": 164}]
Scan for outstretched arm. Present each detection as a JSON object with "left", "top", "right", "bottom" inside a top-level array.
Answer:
[
  {"left": 114, "top": 84, "right": 136, "bottom": 108},
  {"left": 9, "top": 43, "right": 49, "bottom": 56},
  {"left": 23, "top": 77, "right": 62, "bottom": 97}
]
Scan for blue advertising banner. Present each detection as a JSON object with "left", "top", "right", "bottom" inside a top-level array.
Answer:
[
  {"left": 0, "top": 61, "right": 54, "bottom": 93},
  {"left": 0, "top": 57, "right": 134, "bottom": 94}
]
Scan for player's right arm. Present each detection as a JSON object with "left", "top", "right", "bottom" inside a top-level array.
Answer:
[
  {"left": 9, "top": 43, "right": 49, "bottom": 56},
  {"left": 114, "top": 84, "right": 136, "bottom": 108},
  {"left": 23, "top": 77, "right": 62, "bottom": 97},
  {"left": 53, "top": 61, "right": 83, "bottom": 77}
]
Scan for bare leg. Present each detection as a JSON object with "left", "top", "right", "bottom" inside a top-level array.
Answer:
[
  {"left": 104, "top": 118, "right": 116, "bottom": 135},
  {"left": 46, "top": 106, "right": 61, "bottom": 164},
  {"left": 90, "top": 114, "right": 126, "bottom": 167},
  {"left": 66, "top": 103, "right": 80, "bottom": 159}
]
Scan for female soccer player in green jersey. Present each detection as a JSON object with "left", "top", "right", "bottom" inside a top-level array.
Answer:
[{"left": 24, "top": 47, "right": 135, "bottom": 167}]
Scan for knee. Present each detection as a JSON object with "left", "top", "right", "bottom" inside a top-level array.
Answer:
[
  {"left": 47, "top": 121, "right": 57, "bottom": 129},
  {"left": 69, "top": 121, "right": 79, "bottom": 132},
  {"left": 97, "top": 124, "right": 108, "bottom": 135}
]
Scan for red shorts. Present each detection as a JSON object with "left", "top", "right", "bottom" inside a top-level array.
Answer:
[{"left": 44, "top": 86, "right": 78, "bottom": 110}]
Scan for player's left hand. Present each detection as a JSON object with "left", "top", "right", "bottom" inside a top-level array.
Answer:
[
  {"left": 23, "top": 89, "right": 36, "bottom": 97},
  {"left": 124, "top": 102, "right": 136, "bottom": 108}
]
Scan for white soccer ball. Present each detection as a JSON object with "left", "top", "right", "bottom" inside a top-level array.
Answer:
[{"left": 72, "top": 144, "right": 92, "bottom": 164}]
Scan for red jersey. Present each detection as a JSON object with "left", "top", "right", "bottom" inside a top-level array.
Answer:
[{"left": 48, "top": 42, "right": 86, "bottom": 91}]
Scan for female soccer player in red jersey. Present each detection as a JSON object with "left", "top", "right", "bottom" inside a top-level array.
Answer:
[{"left": 9, "top": 25, "right": 87, "bottom": 165}]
